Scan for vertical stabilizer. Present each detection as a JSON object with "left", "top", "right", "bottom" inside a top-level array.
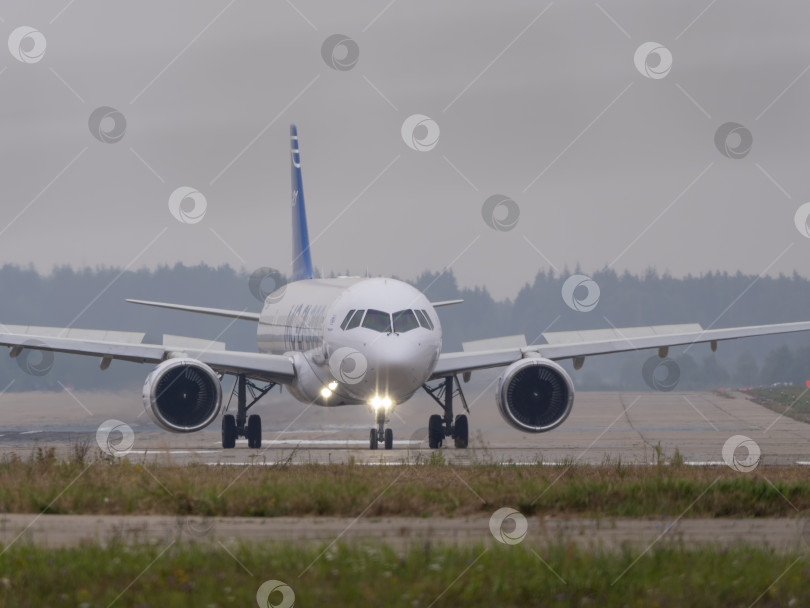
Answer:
[{"left": 290, "top": 124, "right": 313, "bottom": 281}]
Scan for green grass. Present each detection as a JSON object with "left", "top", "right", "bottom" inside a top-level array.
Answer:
[
  {"left": 2, "top": 447, "right": 810, "bottom": 518},
  {"left": 748, "top": 386, "right": 810, "bottom": 424},
  {"left": 0, "top": 540, "right": 808, "bottom": 607}
]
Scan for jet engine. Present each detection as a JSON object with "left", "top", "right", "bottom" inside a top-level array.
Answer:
[
  {"left": 142, "top": 358, "right": 222, "bottom": 433},
  {"left": 496, "top": 357, "right": 574, "bottom": 432}
]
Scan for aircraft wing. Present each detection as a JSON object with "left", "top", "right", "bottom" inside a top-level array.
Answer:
[
  {"left": 430, "top": 320, "right": 810, "bottom": 379},
  {"left": 0, "top": 330, "right": 295, "bottom": 381},
  {"left": 126, "top": 299, "right": 261, "bottom": 321}
]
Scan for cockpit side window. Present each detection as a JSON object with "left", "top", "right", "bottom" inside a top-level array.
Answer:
[
  {"left": 392, "top": 309, "right": 419, "bottom": 333},
  {"left": 345, "top": 309, "right": 364, "bottom": 330},
  {"left": 340, "top": 310, "right": 356, "bottom": 330},
  {"left": 416, "top": 309, "right": 434, "bottom": 330},
  {"left": 361, "top": 309, "right": 392, "bottom": 333}
]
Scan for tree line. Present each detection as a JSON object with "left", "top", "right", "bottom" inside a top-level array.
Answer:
[{"left": 0, "top": 263, "right": 808, "bottom": 392}]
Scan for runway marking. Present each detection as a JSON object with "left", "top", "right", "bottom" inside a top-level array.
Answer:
[
  {"left": 121, "top": 450, "right": 221, "bottom": 455},
  {"left": 229, "top": 439, "right": 423, "bottom": 446},
  {"left": 685, "top": 461, "right": 726, "bottom": 466}
]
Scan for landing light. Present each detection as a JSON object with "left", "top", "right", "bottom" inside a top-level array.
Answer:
[
  {"left": 320, "top": 387, "right": 332, "bottom": 399},
  {"left": 327, "top": 381, "right": 338, "bottom": 391},
  {"left": 369, "top": 395, "right": 393, "bottom": 410}
]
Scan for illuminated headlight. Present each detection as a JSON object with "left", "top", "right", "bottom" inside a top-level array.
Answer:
[{"left": 369, "top": 395, "right": 393, "bottom": 410}]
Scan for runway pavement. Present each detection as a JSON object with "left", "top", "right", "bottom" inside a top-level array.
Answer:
[{"left": 0, "top": 385, "right": 808, "bottom": 466}]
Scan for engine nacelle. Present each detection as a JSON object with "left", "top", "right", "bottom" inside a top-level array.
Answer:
[
  {"left": 142, "top": 358, "right": 222, "bottom": 433},
  {"left": 496, "top": 357, "right": 575, "bottom": 433}
]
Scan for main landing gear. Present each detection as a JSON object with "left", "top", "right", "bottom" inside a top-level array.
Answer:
[
  {"left": 369, "top": 407, "right": 394, "bottom": 450},
  {"left": 422, "top": 375, "right": 469, "bottom": 449},
  {"left": 221, "top": 374, "right": 276, "bottom": 449}
]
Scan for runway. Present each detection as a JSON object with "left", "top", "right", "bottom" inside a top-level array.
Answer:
[{"left": 1, "top": 385, "right": 808, "bottom": 466}]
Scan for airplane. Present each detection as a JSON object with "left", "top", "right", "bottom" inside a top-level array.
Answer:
[{"left": 4, "top": 124, "right": 810, "bottom": 450}]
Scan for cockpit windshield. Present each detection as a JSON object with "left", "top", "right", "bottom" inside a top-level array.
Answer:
[
  {"left": 341, "top": 308, "right": 433, "bottom": 332},
  {"left": 392, "top": 309, "right": 419, "bottom": 333},
  {"left": 361, "top": 309, "right": 392, "bottom": 333}
]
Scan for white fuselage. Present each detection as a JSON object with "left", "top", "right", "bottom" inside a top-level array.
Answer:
[{"left": 257, "top": 277, "right": 442, "bottom": 409}]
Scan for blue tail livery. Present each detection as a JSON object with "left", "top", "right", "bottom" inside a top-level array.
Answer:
[{"left": 290, "top": 124, "right": 313, "bottom": 281}]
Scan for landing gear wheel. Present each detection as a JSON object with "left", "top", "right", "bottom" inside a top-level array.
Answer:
[
  {"left": 247, "top": 414, "right": 262, "bottom": 449},
  {"left": 369, "top": 428, "right": 378, "bottom": 450},
  {"left": 384, "top": 428, "right": 393, "bottom": 450},
  {"left": 428, "top": 414, "right": 444, "bottom": 449},
  {"left": 454, "top": 414, "right": 468, "bottom": 449},
  {"left": 221, "top": 414, "right": 236, "bottom": 449}
]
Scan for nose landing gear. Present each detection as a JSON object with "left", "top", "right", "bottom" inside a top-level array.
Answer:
[
  {"left": 422, "top": 375, "right": 469, "bottom": 449},
  {"left": 369, "top": 408, "right": 394, "bottom": 450}
]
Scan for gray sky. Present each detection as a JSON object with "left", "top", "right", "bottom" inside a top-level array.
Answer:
[{"left": 1, "top": 0, "right": 809, "bottom": 299}]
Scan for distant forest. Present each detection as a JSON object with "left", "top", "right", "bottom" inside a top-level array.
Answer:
[{"left": 0, "top": 263, "right": 809, "bottom": 392}]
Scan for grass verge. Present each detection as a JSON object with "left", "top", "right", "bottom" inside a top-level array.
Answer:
[
  {"left": 0, "top": 540, "right": 808, "bottom": 607},
  {"left": 748, "top": 386, "right": 810, "bottom": 424},
  {"left": 1, "top": 447, "right": 810, "bottom": 518}
]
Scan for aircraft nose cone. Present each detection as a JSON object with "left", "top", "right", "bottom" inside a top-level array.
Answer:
[{"left": 363, "top": 336, "right": 429, "bottom": 399}]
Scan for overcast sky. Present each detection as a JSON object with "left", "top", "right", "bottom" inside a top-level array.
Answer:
[{"left": 1, "top": 0, "right": 809, "bottom": 299}]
